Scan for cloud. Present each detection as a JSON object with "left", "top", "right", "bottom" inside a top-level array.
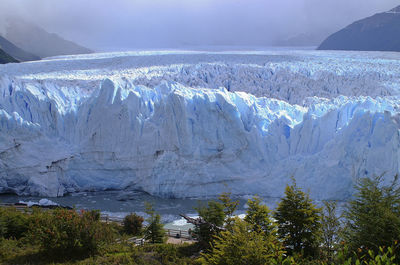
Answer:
[{"left": 0, "top": 0, "right": 398, "bottom": 51}]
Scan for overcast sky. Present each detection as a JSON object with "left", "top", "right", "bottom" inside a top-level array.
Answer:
[{"left": 0, "top": 0, "right": 398, "bottom": 51}]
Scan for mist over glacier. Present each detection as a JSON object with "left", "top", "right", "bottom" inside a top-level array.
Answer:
[{"left": 0, "top": 50, "right": 400, "bottom": 200}]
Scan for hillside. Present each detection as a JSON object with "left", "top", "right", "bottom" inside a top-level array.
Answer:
[
  {"left": 4, "top": 20, "right": 93, "bottom": 58},
  {"left": 0, "top": 35, "right": 40, "bottom": 61},
  {"left": 0, "top": 48, "right": 18, "bottom": 64},
  {"left": 318, "top": 5, "right": 400, "bottom": 52}
]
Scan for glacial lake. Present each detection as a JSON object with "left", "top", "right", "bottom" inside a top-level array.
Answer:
[
  {"left": 0, "top": 191, "right": 344, "bottom": 228},
  {"left": 0, "top": 191, "right": 281, "bottom": 223}
]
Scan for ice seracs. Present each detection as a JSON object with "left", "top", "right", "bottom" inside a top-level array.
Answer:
[{"left": 0, "top": 50, "right": 399, "bottom": 200}]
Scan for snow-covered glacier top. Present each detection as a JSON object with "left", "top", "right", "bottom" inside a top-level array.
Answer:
[
  {"left": 2, "top": 49, "right": 400, "bottom": 105},
  {"left": 0, "top": 50, "right": 400, "bottom": 199}
]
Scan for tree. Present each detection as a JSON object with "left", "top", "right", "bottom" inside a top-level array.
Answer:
[
  {"left": 244, "top": 196, "right": 275, "bottom": 236},
  {"left": 144, "top": 203, "right": 165, "bottom": 244},
  {"left": 274, "top": 178, "right": 322, "bottom": 257},
  {"left": 321, "top": 201, "right": 341, "bottom": 263},
  {"left": 195, "top": 200, "right": 226, "bottom": 248},
  {"left": 343, "top": 175, "right": 400, "bottom": 259},
  {"left": 123, "top": 213, "right": 144, "bottom": 236},
  {"left": 218, "top": 192, "right": 239, "bottom": 229},
  {"left": 200, "top": 218, "right": 287, "bottom": 265}
]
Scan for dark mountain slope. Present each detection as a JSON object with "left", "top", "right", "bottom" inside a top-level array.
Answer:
[
  {"left": 318, "top": 5, "right": 400, "bottom": 52},
  {"left": 0, "top": 48, "right": 18, "bottom": 64},
  {"left": 5, "top": 20, "right": 93, "bottom": 58},
  {"left": 0, "top": 35, "right": 40, "bottom": 61}
]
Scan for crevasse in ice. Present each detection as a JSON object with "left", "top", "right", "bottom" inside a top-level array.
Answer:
[{"left": 0, "top": 50, "right": 399, "bottom": 199}]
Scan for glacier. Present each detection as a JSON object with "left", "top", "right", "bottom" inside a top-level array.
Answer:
[{"left": 0, "top": 50, "right": 400, "bottom": 200}]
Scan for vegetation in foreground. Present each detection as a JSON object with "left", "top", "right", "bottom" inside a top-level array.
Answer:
[{"left": 0, "top": 175, "right": 399, "bottom": 264}]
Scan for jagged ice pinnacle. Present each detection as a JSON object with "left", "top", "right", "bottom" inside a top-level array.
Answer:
[{"left": 0, "top": 50, "right": 400, "bottom": 199}]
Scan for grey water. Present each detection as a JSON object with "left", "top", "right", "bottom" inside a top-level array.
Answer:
[
  {"left": 0, "top": 191, "right": 344, "bottom": 224},
  {"left": 0, "top": 191, "right": 279, "bottom": 223}
]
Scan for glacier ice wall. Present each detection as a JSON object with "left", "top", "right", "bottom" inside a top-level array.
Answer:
[
  {"left": 0, "top": 77, "right": 400, "bottom": 199},
  {"left": 1, "top": 51, "right": 400, "bottom": 199}
]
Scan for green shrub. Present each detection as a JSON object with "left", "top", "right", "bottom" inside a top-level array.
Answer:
[
  {"left": 123, "top": 213, "right": 144, "bottom": 236},
  {"left": 75, "top": 253, "right": 137, "bottom": 265},
  {"left": 0, "top": 215, "right": 6, "bottom": 238},
  {"left": 139, "top": 243, "right": 201, "bottom": 265},
  {"left": 0, "top": 208, "right": 30, "bottom": 239},
  {"left": 335, "top": 242, "right": 398, "bottom": 265},
  {"left": 200, "top": 218, "right": 287, "bottom": 265},
  {"left": 29, "top": 208, "right": 115, "bottom": 256},
  {"left": 86, "top": 209, "right": 101, "bottom": 221},
  {"left": 151, "top": 244, "right": 179, "bottom": 263}
]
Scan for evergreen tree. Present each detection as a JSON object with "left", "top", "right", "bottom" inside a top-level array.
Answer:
[
  {"left": 274, "top": 178, "right": 322, "bottom": 257},
  {"left": 343, "top": 175, "right": 400, "bottom": 258},
  {"left": 218, "top": 192, "right": 239, "bottom": 229},
  {"left": 144, "top": 202, "right": 165, "bottom": 243},
  {"left": 200, "top": 218, "right": 286, "bottom": 265},
  {"left": 195, "top": 200, "right": 225, "bottom": 248},
  {"left": 321, "top": 201, "right": 341, "bottom": 263},
  {"left": 244, "top": 196, "right": 275, "bottom": 236}
]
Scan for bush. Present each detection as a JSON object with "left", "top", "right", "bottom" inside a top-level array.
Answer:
[
  {"left": 29, "top": 209, "right": 115, "bottom": 256},
  {"left": 335, "top": 242, "right": 399, "bottom": 265},
  {"left": 200, "top": 218, "right": 287, "bottom": 265},
  {"left": 86, "top": 209, "right": 101, "bottom": 221},
  {"left": 123, "top": 213, "right": 144, "bottom": 236},
  {"left": 0, "top": 208, "right": 30, "bottom": 239},
  {"left": 0, "top": 215, "right": 6, "bottom": 238},
  {"left": 139, "top": 243, "right": 201, "bottom": 265}
]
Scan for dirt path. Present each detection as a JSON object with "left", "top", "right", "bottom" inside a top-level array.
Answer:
[{"left": 167, "top": 237, "right": 196, "bottom": 245}]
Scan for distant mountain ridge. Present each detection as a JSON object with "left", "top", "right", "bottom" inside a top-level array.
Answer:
[
  {"left": 4, "top": 19, "right": 93, "bottom": 58},
  {"left": 388, "top": 6, "right": 400, "bottom": 13},
  {"left": 0, "top": 35, "right": 40, "bottom": 62},
  {"left": 318, "top": 5, "right": 400, "bottom": 52},
  {"left": 0, "top": 48, "right": 18, "bottom": 64},
  {"left": 275, "top": 32, "right": 328, "bottom": 47}
]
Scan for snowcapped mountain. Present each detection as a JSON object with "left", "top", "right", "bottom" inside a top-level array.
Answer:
[{"left": 0, "top": 50, "right": 400, "bottom": 199}]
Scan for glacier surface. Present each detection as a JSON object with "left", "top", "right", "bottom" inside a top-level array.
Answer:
[{"left": 0, "top": 50, "right": 400, "bottom": 199}]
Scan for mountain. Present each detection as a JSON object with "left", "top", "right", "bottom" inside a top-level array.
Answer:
[
  {"left": 0, "top": 35, "right": 40, "bottom": 62},
  {"left": 0, "top": 48, "right": 18, "bottom": 64},
  {"left": 0, "top": 51, "right": 399, "bottom": 199},
  {"left": 275, "top": 32, "right": 328, "bottom": 47},
  {"left": 4, "top": 20, "right": 93, "bottom": 58},
  {"left": 318, "top": 5, "right": 400, "bottom": 52}
]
